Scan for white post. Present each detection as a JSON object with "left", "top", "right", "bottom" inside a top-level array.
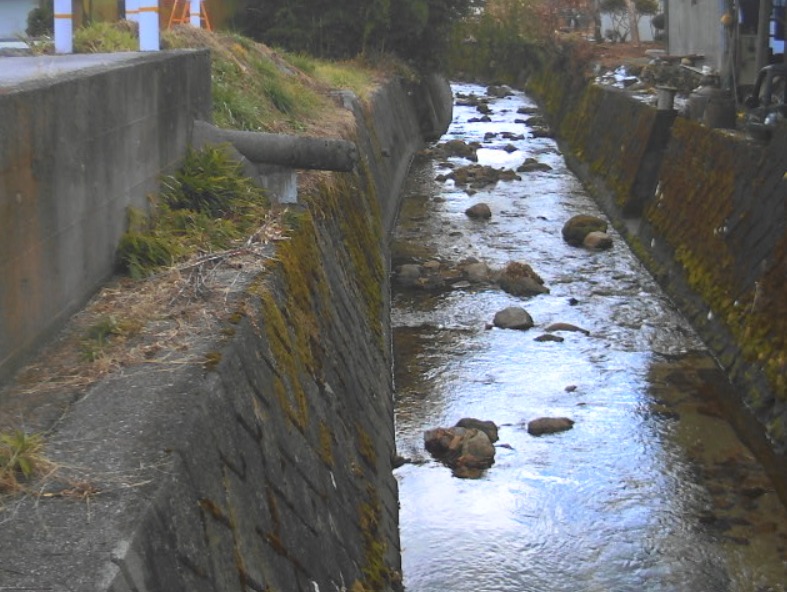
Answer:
[
  {"left": 190, "top": 0, "right": 201, "bottom": 27},
  {"left": 126, "top": 0, "right": 140, "bottom": 23},
  {"left": 53, "top": 0, "right": 73, "bottom": 54},
  {"left": 138, "top": 0, "right": 160, "bottom": 51}
]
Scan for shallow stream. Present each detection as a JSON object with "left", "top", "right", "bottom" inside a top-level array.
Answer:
[{"left": 392, "top": 83, "right": 787, "bottom": 592}]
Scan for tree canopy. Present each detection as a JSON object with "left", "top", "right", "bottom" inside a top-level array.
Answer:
[{"left": 240, "top": 0, "right": 483, "bottom": 68}]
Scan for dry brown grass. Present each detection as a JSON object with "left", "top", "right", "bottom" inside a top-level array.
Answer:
[{"left": 1, "top": 210, "right": 288, "bottom": 433}]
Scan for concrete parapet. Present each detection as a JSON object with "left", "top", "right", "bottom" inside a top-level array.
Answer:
[{"left": 0, "top": 50, "right": 212, "bottom": 384}]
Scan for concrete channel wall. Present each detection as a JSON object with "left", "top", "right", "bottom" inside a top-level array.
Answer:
[
  {"left": 0, "top": 52, "right": 452, "bottom": 591},
  {"left": 0, "top": 50, "right": 213, "bottom": 384},
  {"left": 529, "top": 67, "right": 787, "bottom": 460}
]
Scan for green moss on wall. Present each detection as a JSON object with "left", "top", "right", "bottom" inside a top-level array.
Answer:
[{"left": 358, "top": 486, "right": 395, "bottom": 591}]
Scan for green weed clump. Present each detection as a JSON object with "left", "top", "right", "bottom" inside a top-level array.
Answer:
[
  {"left": 74, "top": 21, "right": 137, "bottom": 53},
  {"left": 80, "top": 314, "right": 141, "bottom": 361},
  {"left": 0, "top": 431, "right": 51, "bottom": 494},
  {"left": 116, "top": 146, "right": 269, "bottom": 278}
]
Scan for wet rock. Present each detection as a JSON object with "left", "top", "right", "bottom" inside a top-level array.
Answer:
[
  {"left": 493, "top": 306, "right": 534, "bottom": 330},
  {"left": 562, "top": 215, "right": 608, "bottom": 246},
  {"left": 495, "top": 261, "right": 549, "bottom": 296},
  {"left": 545, "top": 322, "right": 590, "bottom": 336},
  {"left": 527, "top": 417, "right": 575, "bottom": 436},
  {"left": 455, "top": 418, "right": 499, "bottom": 443},
  {"left": 517, "top": 106, "right": 539, "bottom": 115},
  {"left": 458, "top": 260, "right": 492, "bottom": 283},
  {"left": 476, "top": 102, "right": 492, "bottom": 115},
  {"left": 426, "top": 139, "right": 480, "bottom": 162},
  {"left": 396, "top": 263, "right": 422, "bottom": 287},
  {"left": 503, "top": 144, "right": 518, "bottom": 153},
  {"left": 449, "top": 164, "right": 521, "bottom": 190},
  {"left": 487, "top": 84, "right": 514, "bottom": 98},
  {"left": 465, "top": 203, "right": 492, "bottom": 219},
  {"left": 500, "top": 131, "right": 525, "bottom": 141},
  {"left": 424, "top": 425, "right": 496, "bottom": 477},
  {"left": 583, "top": 231, "right": 613, "bottom": 250},
  {"left": 517, "top": 158, "right": 553, "bottom": 173},
  {"left": 392, "top": 454, "right": 410, "bottom": 468},
  {"left": 534, "top": 333, "right": 564, "bottom": 342},
  {"left": 468, "top": 116, "right": 492, "bottom": 123},
  {"left": 565, "top": 385, "right": 578, "bottom": 392}
]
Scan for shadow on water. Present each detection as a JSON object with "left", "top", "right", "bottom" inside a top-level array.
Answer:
[{"left": 392, "top": 83, "right": 787, "bottom": 592}]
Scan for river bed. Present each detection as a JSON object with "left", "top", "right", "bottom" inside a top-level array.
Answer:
[{"left": 391, "top": 82, "right": 787, "bottom": 592}]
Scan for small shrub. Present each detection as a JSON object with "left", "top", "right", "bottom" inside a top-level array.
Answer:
[
  {"left": 162, "top": 146, "right": 265, "bottom": 218},
  {"left": 74, "top": 22, "right": 137, "bottom": 53},
  {"left": 0, "top": 431, "right": 49, "bottom": 493},
  {"left": 26, "top": 1, "right": 53, "bottom": 37},
  {"left": 80, "top": 315, "right": 141, "bottom": 361},
  {"left": 117, "top": 231, "right": 181, "bottom": 279},
  {"left": 116, "top": 146, "right": 269, "bottom": 278}
]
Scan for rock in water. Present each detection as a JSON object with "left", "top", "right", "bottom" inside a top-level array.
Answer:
[
  {"left": 493, "top": 306, "right": 534, "bottom": 330},
  {"left": 424, "top": 425, "right": 496, "bottom": 477},
  {"left": 562, "top": 215, "right": 608, "bottom": 246},
  {"left": 534, "top": 333, "right": 564, "bottom": 342},
  {"left": 583, "top": 231, "right": 613, "bottom": 249},
  {"left": 544, "top": 322, "right": 590, "bottom": 336},
  {"left": 455, "top": 418, "right": 499, "bottom": 443},
  {"left": 465, "top": 203, "right": 492, "bottom": 219},
  {"left": 527, "top": 417, "right": 575, "bottom": 435}
]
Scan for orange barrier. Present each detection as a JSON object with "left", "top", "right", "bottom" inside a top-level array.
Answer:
[{"left": 167, "top": 0, "right": 212, "bottom": 31}]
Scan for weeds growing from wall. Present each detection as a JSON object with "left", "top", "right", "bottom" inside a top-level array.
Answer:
[{"left": 116, "top": 146, "right": 269, "bottom": 278}]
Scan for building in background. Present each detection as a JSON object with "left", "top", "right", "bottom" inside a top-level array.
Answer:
[{"left": 666, "top": 0, "right": 785, "bottom": 87}]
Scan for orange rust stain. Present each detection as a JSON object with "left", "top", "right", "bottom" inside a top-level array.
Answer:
[{"left": 1, "top": 102, "right": 44, "bottom": 363}]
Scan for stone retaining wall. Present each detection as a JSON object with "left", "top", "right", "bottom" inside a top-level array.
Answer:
[{"left": 529, "top": 67, "right": 787, "bottom": 458}]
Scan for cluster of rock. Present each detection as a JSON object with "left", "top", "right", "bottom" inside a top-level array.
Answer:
[
  {"left": 437, "top": 163, "right": 521, "bottom": 190},
  {"left": 394, "top": 257, "right": 548, "bottom": 297},
  {"left": 424, "top": 418, "right": 499, "bottom": 478},
  {"left": 422, "top": 416, "right": 575, "bottom": 478},
  {"left": 562, "top": 214, "right": 613, "bottom": 250},
  {"left": 424, "top": 139, "right": 481, "bottom": 162}
]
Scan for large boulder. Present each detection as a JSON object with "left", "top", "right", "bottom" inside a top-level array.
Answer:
[
  {"left": 496, "top": 261, "right": 549, "bottom": 296},
  {"left": 493, "top": 306, "right": 534, "bottom": 330},
  {"left": 455, "top": 418, "right": 499, "bottom": 443},
  {"left": 562, "top": 215, "right": 608, "bottom": 247},
  {"left": 424, "top": 424, "right": 496, "bottom": 477}
]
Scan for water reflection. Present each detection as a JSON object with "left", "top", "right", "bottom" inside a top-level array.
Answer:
[{"left": 393, "top": 83, "right": 787, "bottom": 591}]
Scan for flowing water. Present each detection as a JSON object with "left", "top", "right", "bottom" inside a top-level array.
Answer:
[{"left": 392, "top": 83, "right": 787, "bottom": 592}]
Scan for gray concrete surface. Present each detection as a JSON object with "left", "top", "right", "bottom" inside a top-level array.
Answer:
[
  {"left": 0, "top": 50, "right": 212, "bottom": 385},
  {"left": 0, "top": 52, "right": 149, "bottom": 88}
]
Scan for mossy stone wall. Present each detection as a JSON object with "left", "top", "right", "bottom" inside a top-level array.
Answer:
[{"left": 529, "top": 69, "right": 787, "bottom": 456}]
